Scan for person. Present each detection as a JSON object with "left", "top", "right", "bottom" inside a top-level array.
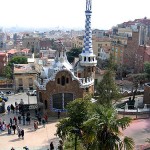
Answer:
[
  {"left": 50, "top": 142, "right": 54, "bottom": 150},
  {"left": 12, "top": 124, "right": 16, "bottom": 134},
  {"left": 42, "top": 117, "right": 46, "bottom": 128},
  {"left": 44, "top": 113, "right": 48, "bottom": 123},
  {"left": 17, "top": 126, "right": 21, "bottom": 138},
  {"left": 34, "top": 120, "right": 38, "bottom": 130},
  {"left": 18, "top": 115, "right": 21, "bottom": 124},
  {"left": 7, "top": 123, "right": 11, "bottom": 134},
  {"left": 57, "top": 111, "right": 60, "bottom": 119},
  {"left": 10, "top": 118, "right": 13, "bottom": 127},
  {"left": 21, "top": 129, "right": 24, "bottom": 139},
  {"left": 13, "top": 116, "right": 17, "bottom": 125},
  {"left": 15, "top": 104, "right": 19, "bottom": 114},
  {"left": 58, "top": 140, "right": 63, "bottom": 150},
  {"left": 7, "top": 105, "right": 10, "bottom": 114},
  {"left": 11, "top": 147, "right": 15, "bottom": 150},
  {"left": 11, "top": 104, "right": 15, "bottom": 113}
]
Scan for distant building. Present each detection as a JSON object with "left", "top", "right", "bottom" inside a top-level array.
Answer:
[
  {"left": 13, "top": 64, "right": 37, "bottom": 92},
  {"left": 22, "top": 36, "right": 40, "bottom": 54},
  {"left": 0, "top": 53, "right": 8, "bottom": 75}
]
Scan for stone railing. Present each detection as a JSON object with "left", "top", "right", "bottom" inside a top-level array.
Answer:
[{"left": 34, "top": 69, "right": 94, "bottom": 90}]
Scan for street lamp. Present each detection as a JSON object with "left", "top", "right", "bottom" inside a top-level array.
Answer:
[{"left": 71, "top": 128, "right": 80, "bottom": 150}]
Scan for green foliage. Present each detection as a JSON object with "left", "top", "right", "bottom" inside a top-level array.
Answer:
[
  {"left": 144, "top": 62, "right": 150, "bottom": 75},
  {"left": 3, "top": 65, "right": 13, "bottom": 79},
  {"left": 82, "top": 105, "right": 134, "bottom": 150},
  {"left": 56, "top": 98, "right": 134, "bottom": 150},
  {"left": 67, "top": 48, "right": 82, "bottom": 63},
  {"left": 67, "top": 98, "right": 91, "bottom": 128},
  {"left": 96, "top": 70, "right": 121, "bottom": 105},
  {"left": 96, "top": 55, "right": 121, "bottom": 105},
  {"left": 8, "top": 56, "right": 27, "bottom": 67},
  {"left": 4, "top": 56, "right": 27, "bottom": 79}
]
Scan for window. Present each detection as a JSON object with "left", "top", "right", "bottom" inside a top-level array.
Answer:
[
  {"left": 84, "top": 57, "right": 86, "bottom": 61},
  {"left": 61, "top": 76, "right": 65, "bottom": 86},
  {"left": 66, "top": 78, "right": 69, "bottom": 84},
  {"left": 18, "top": 78, "right": 23, "bottom": 86},
  {"left": 88, "top": 57, "right": 90, "bottom": 62},
  {"left": 78, "top": 73, "right": 81, "bottom": 78},
  {"left": 85, "top": 88, "right": 89, "bottom": 92},
  {"left": 28, "top": 78, "right": 33, "bottom": 86}
]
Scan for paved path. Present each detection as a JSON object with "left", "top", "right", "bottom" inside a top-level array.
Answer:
[
  {"left": 123, "top": 119, "right": 150, "bottom": 150},
  {"left": 0, "top": 92, "right": 60, "bottom": 150},
  {"left": 0, "top": 112, "right": 59, "bottom": 150}
]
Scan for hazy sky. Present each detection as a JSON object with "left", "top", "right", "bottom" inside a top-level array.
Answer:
[{"left": 1, "top": 0, "right": 150, "bottom": 30}]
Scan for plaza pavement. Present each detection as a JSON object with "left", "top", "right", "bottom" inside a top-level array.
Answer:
[
  {"left": 0, "top": 111, "right": 60, "bottom": 150},
  {"left": 0, "top": 92, "right": 60, "bottom": 150}
]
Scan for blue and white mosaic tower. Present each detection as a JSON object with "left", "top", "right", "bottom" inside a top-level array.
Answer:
[{"left": 79, "top": 0, "right": 97, "bottom": 67}]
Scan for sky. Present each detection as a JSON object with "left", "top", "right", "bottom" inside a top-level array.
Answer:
[{"left": 0, "top": 0, "right": 150, "bottom": 30}]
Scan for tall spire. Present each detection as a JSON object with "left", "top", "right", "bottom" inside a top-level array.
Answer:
[{"left": 79, "top": 0, "right": 97, "bottom": 67}]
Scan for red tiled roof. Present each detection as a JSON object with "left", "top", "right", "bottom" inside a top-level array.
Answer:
[
  {"left": 21, "top": 49, "right": 30, "bottom": 53},
  {"left": 0, "top": 53, "right": 7, "bottom": 56},
  {"left": 7, "top": 49, "right": 17, "bottom": 54}
]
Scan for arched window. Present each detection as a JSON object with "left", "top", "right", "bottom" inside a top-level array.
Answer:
[
  {"left": 44, "top": 100, "right": 48, "bottom": 109},
  {"left": 88, "top": 57, "right": 90, "bottom": 62},
  {"left": 61, "top": 76, "right": 65, "bottom": 86},
  {"left": 84, "top": 57, "right": 86, "bottom": 61},
  {"left": 66, "top": 77, "right": 69, "bottom": 84}
]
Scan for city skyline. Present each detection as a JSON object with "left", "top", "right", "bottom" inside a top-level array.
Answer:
[{"left": 0, "top": 0, "right": 150, "bottom": 30}]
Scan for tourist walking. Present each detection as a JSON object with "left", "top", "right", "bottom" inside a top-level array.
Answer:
[
  {"left": 21, "top": 129, "right": 24, "bottom": 139},
  {"left": 42, "top": 117, "right": 46, "bottom": 128},
  {"left": 44, "top": 113, "right": 48, "bottom": 123},
  {"left": 12, "top": 124, "right": 16, "bottom": 134},
  {"left": 57, "top": 111, "right": 60, "bottom": 119},
  {"left": 34, "top": 121, "right": 38, "bottom": 130},
  {"left": 11, "top": 104, "right": 15, "bottom": 113},
  {"left": 18, "top": 115, "right": 21, "bottom": 124},
  {"left": 23, "top": 116, "right": 25, "bottom": 125},
  {"left": 50, "top": 142, "right": 54, "bottom": 150},
  {"left": 10, "top": 118, "right": 13, "bottom": 127},
  {"left": 7, "top": 105, "right": 10, "bottom": 114},
  {"left": 13, "top": 116, "right": 17, "bottom": 125}
]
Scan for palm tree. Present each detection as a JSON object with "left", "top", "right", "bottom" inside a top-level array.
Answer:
[{"left": 82, "top": 105, "right": 134, "bottom": 150}]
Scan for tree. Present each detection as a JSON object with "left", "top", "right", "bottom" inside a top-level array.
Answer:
[
  {"left": 4, "top": 56, "right": 27, "bottom": 79},
  {"left": 96, "top": 56, "right": 121, "bottom": 105},
  {"left": 144, "top": 62, "right": 150, "bottom": 79},
  {"left": 3, "top": 65, "right": 12, "bottom": 79},
  {"left": 56, "top": 98, "right": 92, "bottom": 149},
  {"left": 8, "top": 56, "right": 27, "bottom": 67},
  {"left": 67, "top": 48, "right": 82, "bottom": 63},
  {"left": 82, "top": 105, "right": 134, "bottom": 150}
]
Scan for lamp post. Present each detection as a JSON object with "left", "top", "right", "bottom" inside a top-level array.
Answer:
[{"left": 71, "top": 128, "right": 80, "bottom": 150}]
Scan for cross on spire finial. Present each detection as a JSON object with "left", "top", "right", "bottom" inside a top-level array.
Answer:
[{"left": 86, "top": 0, "right": 92, "bottom": 11}]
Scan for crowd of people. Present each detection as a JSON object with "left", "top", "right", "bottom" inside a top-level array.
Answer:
[{"left": 0, "top": 99, "right": 63, "bottom": 150}]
